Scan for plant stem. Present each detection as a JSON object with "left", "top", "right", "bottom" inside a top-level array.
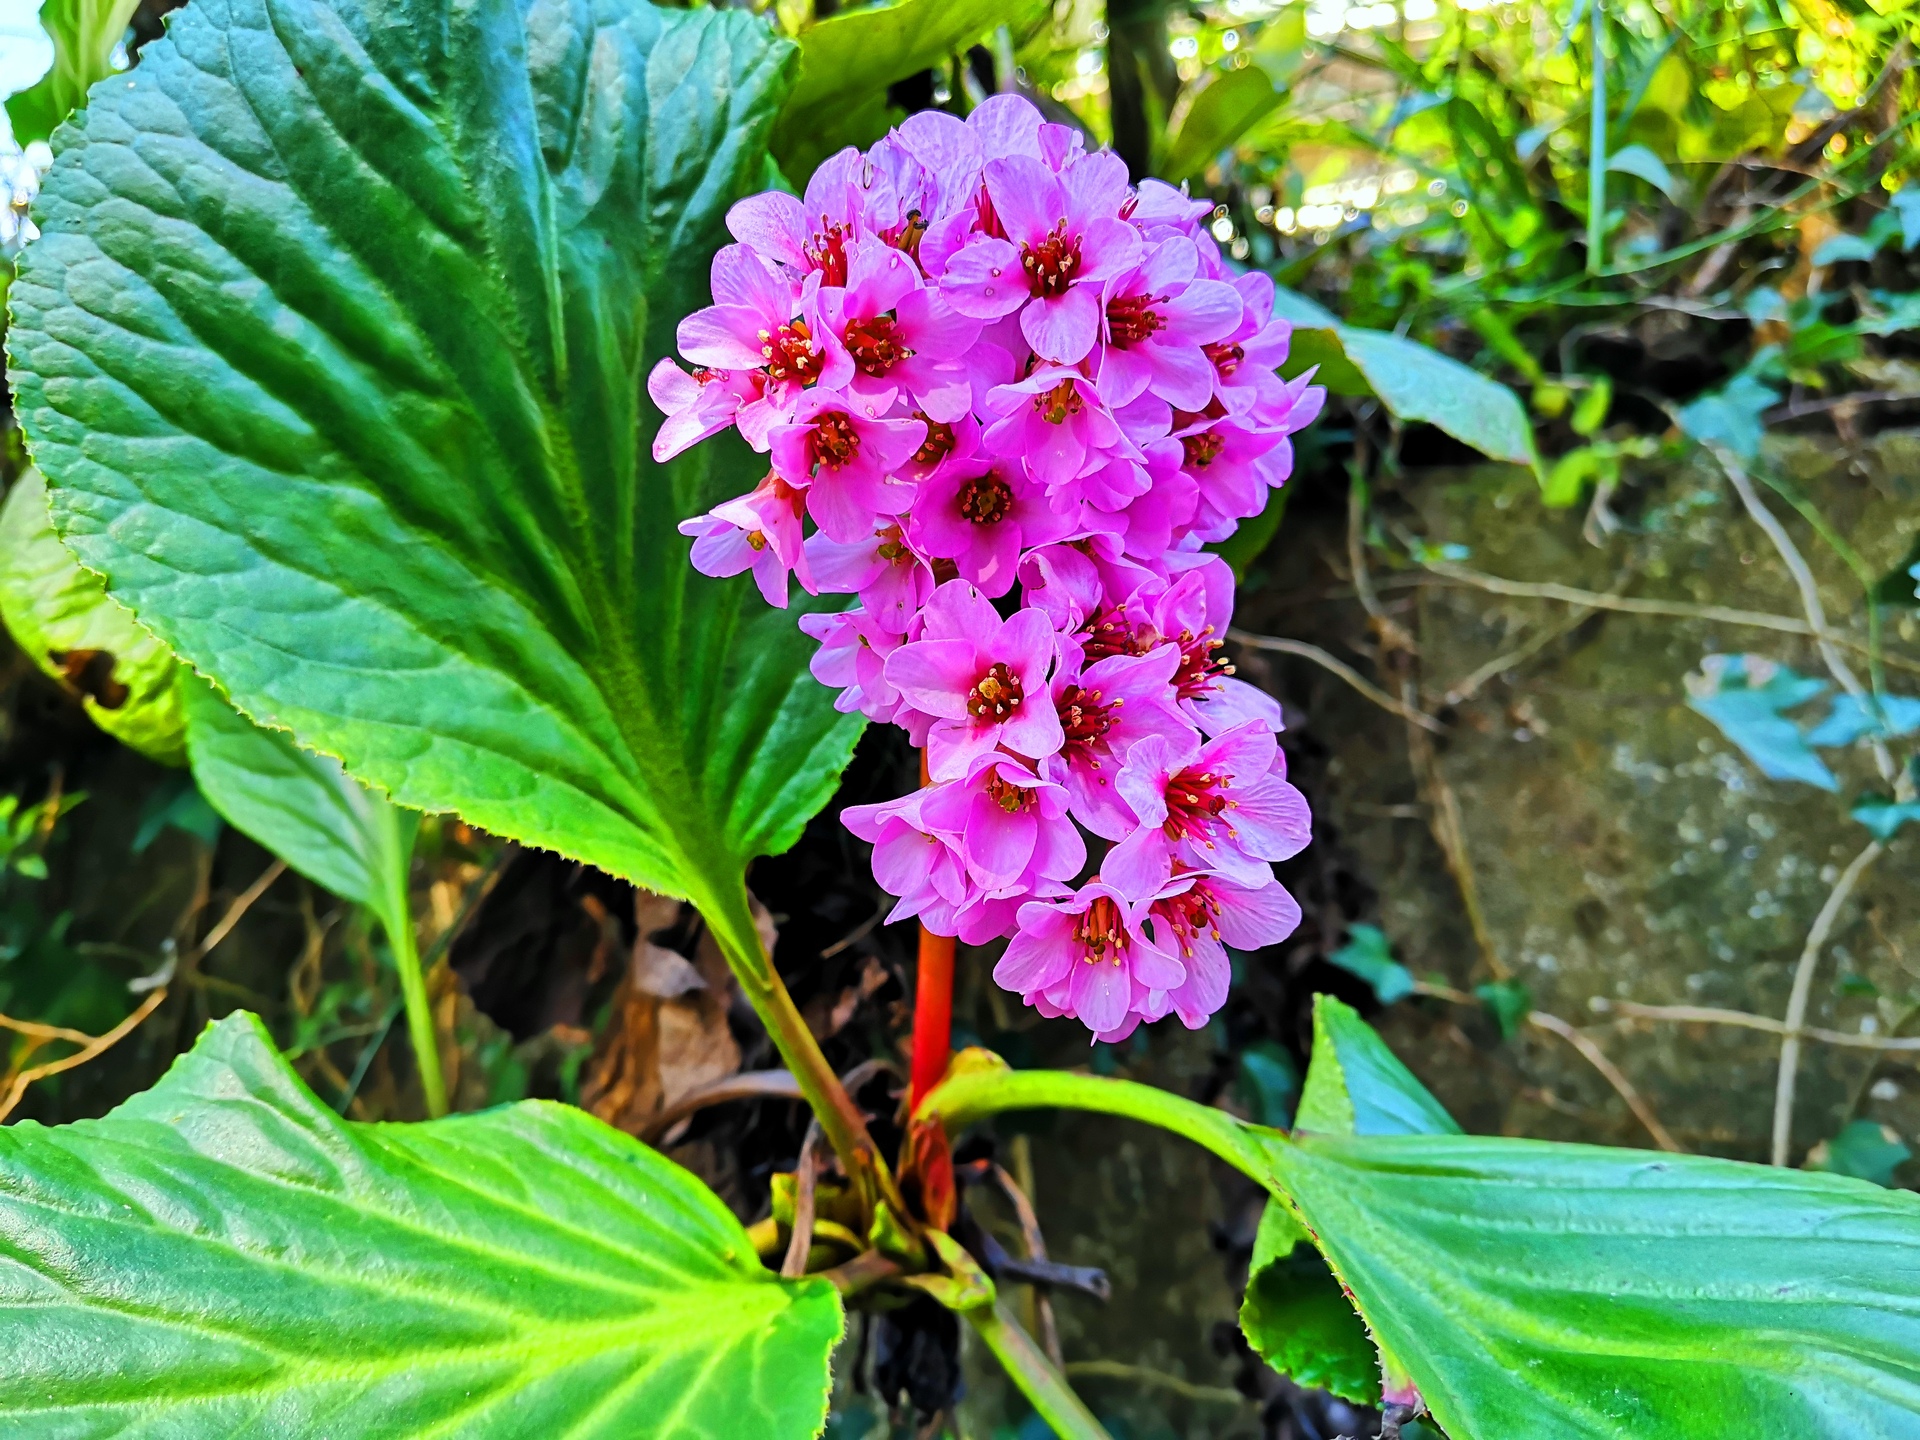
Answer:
[
  {"left": 919, "top": 1065, "right": 1273, "bottom": 1184},
  {"left": 909, "top": 748, "right": 954, "bottom": 1109},
  {"left": 910, "top": 923, "right": 955, "bottom": 1109},
  {"left": 1586, "top": 0, "right": 1607, "bottom": 274},
  {"left": 374, "top": 813, "right": 446, "bottom": 1119},
  {"left": 969, "top": 1299, "right": 1113, "bottom": 1440},
  {"left": 703, "top": 874, "right": 907, "bottom": 1217}
]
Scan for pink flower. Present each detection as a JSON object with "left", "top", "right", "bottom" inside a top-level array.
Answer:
[
  {"left": 908, "top": 460, "right": 1073, "bottom": 599},
  {"left": 1103, "top": 722, "right": 1312, "bottom": 896},
  {"left": 819, "top": 242, "right": 982, "bottom": 421},
  {"left": 886, "top": 582, "right": 1065, "bottom": 778},
  {"left": 648, "top": 359, "right": 761, "bottom": 463},
  {"left": 799, "top": 607, "right": 913, "bottom": 726},
  {"left": 1144, "top": 867, "right": 1303, "bottom": 1028},
  {"left": 1047, "top": 645, "right": 1191, "bottom": 839},
  {"left": 842, "top": 787, "right": 974, "bottom": 933},
  {"left": 676, "top": 246, "right": 850, "bottom": 437},
  {"left": 919, "top": 754, "right": 1085, "bottom": 892},
  {"left": 983, "top": 368, "right": 1133, "bottom": 485},
  {"left": 768, "top": 390, "right": 925, "bottom": 543},
  {"left": 804, "top": 521, "right": 931, "bottom": 633},
  {"left": 1172, "top": 403, "right": 1286, "bottom": 541},
  {"left": 992, "top": 882, "right": 1186, "bottom": 1038},
  {"left": 1096, "top": 236, "right": 1244, "bottom": 410},
  {"left": 941, "top": 153, "right": 1141, "bottom": 364},
  {"left": 727, "top": 148, "right": 870, "bottom": 286},
  {"left": 677, "top": 473, "right": 810, "bottom": 607},
  {"left": 1207, "top": 269, "right": 1301, "bottom": 414}
]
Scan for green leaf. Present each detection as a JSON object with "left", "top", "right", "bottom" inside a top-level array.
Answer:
[
  {"left": 1159, "top": 65, "right": 1284, "bottom": 186},
  {"left": 1853, "top": 798, "right": 1920, "bottom": 841},
  {"left": 1336, "top": 327, "right": 1536, "bottom": 466},
  {"left": 0, "top": 1011, "right": 841, "bottom": 1435},
  {"left": 1265, "top": 1130, "right": 1920, "bottom": 1437},
  {"left": 2, "top": 0, "right": 141, "bottom": 146},
  {"left": 1675, "top": 372, "right": 1780, "bottom": 464},
  {"left": 0, "top": 468, "right": 186, "bottom": 764},
  {"left": 1684, "top": 654, "right": 1836, "bottom": 792},
  {"left": 180, "top": 674, "right": 415, "bottom": 932},
  {"left": 1894, "top": 186, "right": 1920, "bottom": 251},
  {"left": 1234, "top": 1039, "right": 1300, "bottom": 1128},
  {"left": 1295, "top": 995, "right": 1460, "bottom": 1139},
  {"left": 8, "top": 0, "right": 864, "bottom": 937},
  {"left": 1206, "top": 480, "right": 1289, "bottom": 581},
  {"left": 1275, "top": 309, "right": 1538, "bottom": 468},
  {"left": 1806, "top": 1120, "right": 1912, "bottom": 1187},
  {"left": 769, "top": 0, "right": 1035, "bottom": 179},
  {"left": 180, "top": 672, "right": 446, "bottom": 1115},
  {"left": 1604, "top": 143, "right": 1680, "bottom": 203},
  {"left": 1472, "top": 978, "right": 1532, "bottom": 1040},
  {"left": 927, "top": 1043, "right": 1920, "bottom": 1439},
  {"left": 1810, "top": 233, "right": 1881, "bottom": 267},
  {"left": 1238, "top": 1197, "right": 1379, "bottom": 1405},
  {"left": 1326, "top": 923, "right": 1415, "bottom": 1006}
]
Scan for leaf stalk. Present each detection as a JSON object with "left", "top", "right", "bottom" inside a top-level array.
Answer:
[{"left": 703, "top": 874, "right": 907, "bottom": 1219}]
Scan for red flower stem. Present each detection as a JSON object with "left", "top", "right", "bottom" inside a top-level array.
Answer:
[{"left": 909, "top": 749, "right": 955, "bottom": 1109}]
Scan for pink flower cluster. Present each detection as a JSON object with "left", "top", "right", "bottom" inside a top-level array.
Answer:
[{"left": 654, "top": 96, "right": 1321, "bottom": 1042}]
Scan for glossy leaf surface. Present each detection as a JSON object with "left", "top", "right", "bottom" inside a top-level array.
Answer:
[
  {"left": 0, "top": 1012, "right": 841, "bottom": 1437},
  {"left": 1293, "top": 994, "right": 1460, "bottom": 1139},
  {"left": 0, "top": 467, "right": 185, "bottom": 763},
  {"left": 1268, "top": 1130, "right": 1920, "bottom": 1437},
  {"left": 8, "top": 0, "right": 862, "bottom": 923},
  {"left": 926, "top": 1013, "right": 1920, "bottom": 1439}
]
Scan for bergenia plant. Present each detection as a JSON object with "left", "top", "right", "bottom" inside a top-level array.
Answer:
[
  {"left": 660, "top": 93, "right": 1321, "bottom": 1050},
  {"left": 6, "top": 0, "right": 1920, "bottom": 1436}
]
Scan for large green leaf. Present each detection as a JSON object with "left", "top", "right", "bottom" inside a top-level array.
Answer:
[
  {"left": 1267, "top": 1132, "right": 1920, "bottom": 1436},
  {"left": 769, "top": 0, "right": 1036, "bottom": 179},
  {"left": 0, "top": 1011, "right": 841, "bottom": 1436},
  {"left": 0, "top": 467, "right": 185, "bottom": 764},
  {"left": 926, "top": 1024, "right": 1920, "bottom": 1438},
  {"left": 7, "top": 0, "right": 863, "bottom": 940},
  {"left": 3, "top": 0, "right": 142, "bottom": 146}
]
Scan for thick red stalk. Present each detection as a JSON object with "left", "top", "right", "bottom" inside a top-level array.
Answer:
[{"left": 909, "top": 749, "right": 955, "bottom": 1109}]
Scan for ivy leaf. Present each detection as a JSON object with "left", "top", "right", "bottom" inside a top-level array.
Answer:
[
  {"left": 2, "top": 0, "right": 142, "bottom": 146},
  {"left": 8, "top": 0, "right": 864, "bottom": 942},
  {"left": 1325, "top": 923, "right": 1415, "bottom": 1005},
  {"left": 0, "top": 468, "right": 186, "bottom": 764},
  {"left": 0, "top": 1012, "right": 841, "bottom": 1435},
  {"left": 1675, "top": 373, "right": 1780, "bottom": 465},
  {"left": 1684, "top": 654, "right": 1836, "bottom": 791},
  {"left": 1853, "top": 798, "right": 1920, "bottom": 841},
  {"left": 1806, "top": 1121, "right": 1912, "bottom": 1188},
  {"left": 1473, "top": 978, "right": 1532, "bottom": 1040}
]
